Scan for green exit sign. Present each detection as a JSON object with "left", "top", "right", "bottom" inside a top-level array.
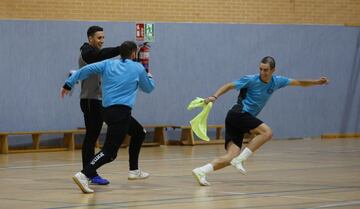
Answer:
[{"left": 136, "top": 23, "right": 155, "bottom": 42}]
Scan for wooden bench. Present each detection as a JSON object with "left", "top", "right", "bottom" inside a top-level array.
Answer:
[
  {"left": 173, "top": 125, "right": 252, "bottom": 145},
  {"left": 143, "top": 124, "right": 171, "bottom": 145},
  {"left": 121, "top": 125, "right": 172, "bottom": 147},
  {"left": 90, "top": 124, "right": 172, "bottom": 148},
  {"left": 171, "top": 125, "right": 224, "bottom": 145},
  {"left": 0, "top": 130, "right": 86, "bottom": 154}
]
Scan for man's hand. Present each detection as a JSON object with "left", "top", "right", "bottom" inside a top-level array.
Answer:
[
  {"left": 204, "top": 96, "right": 217, "bottom": 104},
  {"left": 318, "top": 77, "right": 330, "bottom": 85},
  {"left": 60, "top": 87, "right": 70, "bottom": 98}
]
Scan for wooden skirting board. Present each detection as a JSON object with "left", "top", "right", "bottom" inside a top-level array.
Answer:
[{"left": 321, "top": 133, "right": 360, "bottom": 139}]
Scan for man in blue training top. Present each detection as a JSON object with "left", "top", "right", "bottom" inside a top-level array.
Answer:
[
  {"left": 61, "top": 41, "right": 155, "bottom": 193},
  {"left": 192, "top": 56, "right": 329, "bottom": 186}
]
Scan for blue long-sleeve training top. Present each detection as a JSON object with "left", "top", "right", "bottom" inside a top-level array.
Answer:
[
  {"left": 64, "top": 59, "right": 155, "bottom": 108},
  {"left": 78, "top": 42, "right": 121, "bottom": 100}
]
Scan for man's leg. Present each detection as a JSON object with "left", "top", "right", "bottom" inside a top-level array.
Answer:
[
  {"left": 80, "top": 99, "right": 108, "bottom": 185},
  {"left": 127, "top": 116, "right": 149, "bottom": 180},
  {"left": 192, "top": 142, "right": 241, "bottom": 186},
  {"left": 192, "top": 110, "right": 245, "bottom": 186},
  {"left": 231, "top": 123, "right": 273, "bottom": 173},
  {"left": 247, "top": 123, "right": 273, "bottom": 151},
  {"left": 211, "top": 142, "right": 242, "bottom": 170},
  {"left": 73, "top": 105, "right": 131, "bottom": 193}
]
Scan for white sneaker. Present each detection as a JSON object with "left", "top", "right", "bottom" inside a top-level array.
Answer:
[
  {"left": 72, "top": 172, "right": 94, "bottom": 193},
  {"left": 230, "top": 157, "right": 247, "bottom": 175},
  {"left": 192, "top": 168, "right": 210, "bottom": 186},
  {"left": 128, "top": 169, "right": 150, "bottom": 180}
]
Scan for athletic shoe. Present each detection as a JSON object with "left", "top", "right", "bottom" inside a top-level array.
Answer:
[
  {"left": 90, "top": 175, "right": 110, "bottom": 185},
  {"left": 128, "top": 169, "right": 150, "bottom": 180},
  {"left": 230, "top": 157, "right": 247, "bottom": 174},
  {"left": 192, "top": 168, "right": 210, "bottom": 186},
  {"left": 72, "top": 172, "right": 94, "bottom": 193}
]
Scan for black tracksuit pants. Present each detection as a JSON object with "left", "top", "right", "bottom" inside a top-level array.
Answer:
[{"left": 80, "top": 101, "right": 145, "bottom": 178}]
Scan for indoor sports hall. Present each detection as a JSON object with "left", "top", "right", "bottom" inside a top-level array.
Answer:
[{"left": 0, "top": 1, "right": 359, "bottom": 208}]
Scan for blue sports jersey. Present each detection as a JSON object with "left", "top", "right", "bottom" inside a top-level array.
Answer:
[
  {"left": 65, "top": 59, "right": 155, "bottom": 108},
  {"left": 233, "top": 74, "right": 291, "bottom": 116}
]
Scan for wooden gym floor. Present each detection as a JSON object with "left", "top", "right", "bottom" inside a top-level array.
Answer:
[{"left": 0, "top": 138, "right": 359, "bottom": 209}]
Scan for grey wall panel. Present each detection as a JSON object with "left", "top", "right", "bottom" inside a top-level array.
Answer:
[{"left": 0, "top": 20, "right": 358, "bottom": 139}]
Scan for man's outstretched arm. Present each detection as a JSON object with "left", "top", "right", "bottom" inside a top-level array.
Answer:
[
  {"left": 289, "top": 76, "right": 329, "bottom": 87},
  {"left": 60, "top": 61, "right": 106, "bottom": 98},
  {"left": 205, "top": 82, "right": 236, "bottom": 104}
]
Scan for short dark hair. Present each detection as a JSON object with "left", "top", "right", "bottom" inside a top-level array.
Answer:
[
  {"left": 261, "top": 56, "right": 276, "bottom": 69},
  {"left": 119, "top": 41, "right": 138, "bottom": 59},
  {"left": 87, "top": 26, "right": 103, "bottom": 37}
]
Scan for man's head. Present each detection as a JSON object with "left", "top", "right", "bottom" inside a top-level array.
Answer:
[
  {"left": 119, "top": 41, "right": 138, "bottom": 60},
  {"left": 259, "top": 56, "right": 276, "bottom": 83},
  {"left": 87, "top": 26, "right": 104, "bottom": 49}
]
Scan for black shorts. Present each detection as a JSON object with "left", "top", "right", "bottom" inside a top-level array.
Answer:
[{"left": 225, "top": 110, "right": 263, "bottom": 150}]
